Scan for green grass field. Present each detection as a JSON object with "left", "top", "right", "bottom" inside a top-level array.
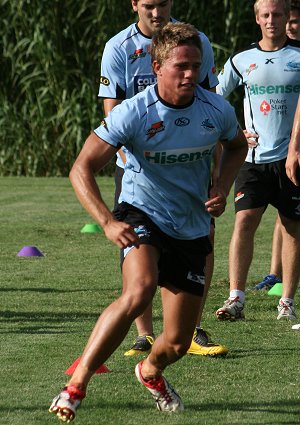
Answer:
[{"left": 1, "top": 177, "right": 299, "bottom": 425}]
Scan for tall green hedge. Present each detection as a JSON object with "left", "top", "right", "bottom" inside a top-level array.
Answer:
[{"left": 1, "top": 0, "right": 259, "bottom": 176}]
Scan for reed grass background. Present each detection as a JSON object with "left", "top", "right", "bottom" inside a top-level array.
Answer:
[{"left": 1, "top": 1, "right": 259, "bottom": 176}]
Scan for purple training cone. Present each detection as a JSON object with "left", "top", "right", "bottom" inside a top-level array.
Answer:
[{"left": 17, "top": 246, "right": 44, "bottom": 257}]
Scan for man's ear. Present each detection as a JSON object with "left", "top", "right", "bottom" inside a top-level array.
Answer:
[
  {"left": 153, "top": 60, "right": 162, "bottom": 76},
  {"left": 131, "top": 0, "right": 138, "bottom": 12}
]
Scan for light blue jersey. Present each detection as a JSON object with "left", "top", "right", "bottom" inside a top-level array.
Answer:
[
  {"left": 95, "top": 85, "right": 239, "bottom": 240},
  {"left": 99, "top": 20, "right": 218, "bottom": 168},
  {"left": 217, "top": 39, "right": 300, "bottom": 164},
  {"left": 99, "top": 21, "right": 218, "bottom": 100}
]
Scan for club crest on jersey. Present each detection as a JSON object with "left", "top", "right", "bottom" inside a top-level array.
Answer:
[
  {"left": 285, "top": 61, "right": 300, "bottom": 71},
  {"left": 201, "top": 118, "right": 215, "bottom": 131},
  {"left": 129, "top": 48, "right": 147, "bottom": 63},
  {"left": 246, "top": 63, "right": 258, "bottom": 75},
  {"left": 146, "top": 121, "right": 165, "bottom": 140}
]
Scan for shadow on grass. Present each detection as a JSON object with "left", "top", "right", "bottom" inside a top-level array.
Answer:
[
  {"left": 1, "top": 399, "right": 298, "bottom": 424},
  {"left": 0, "top": 310, "right": 99, "bottom": 334},
  {"left": 0, "top": 287, "right": 100, "bottom": 293}
]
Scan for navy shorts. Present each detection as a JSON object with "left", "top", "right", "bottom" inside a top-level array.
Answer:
[
  {"left": 114, "top": 202, "right": 212, "bottom": 296},
  {"left": 234, "top": 159, "right": 300, "bottom": 220}
]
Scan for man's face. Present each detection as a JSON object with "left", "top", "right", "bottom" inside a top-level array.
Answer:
[
  {"left": 286, "top": 9, "right": 300, "bottom": 40},
  {"left": 153, "top": 44, "right": 201, "bottom": 106},
  {"left": 132, "top": 0, "right": 173, "bottom": 37},
  {"left": 256, "top": 0, "right": 288, "bottom": 42}
]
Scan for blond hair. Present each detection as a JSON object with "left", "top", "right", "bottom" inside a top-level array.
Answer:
[
  {"left": 254, "top": 0, "right": 291, "bottom": 15},
  {"left": 150, "top": 22, "right": 202, "bottom": 66}
]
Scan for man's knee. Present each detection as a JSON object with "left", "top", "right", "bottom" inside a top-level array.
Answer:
[
  {"left": 120, "top": 284, "right": 155, "bottom": 319},
  {"left": 165, "top": 334, "right": 192, "bottom": 358}
]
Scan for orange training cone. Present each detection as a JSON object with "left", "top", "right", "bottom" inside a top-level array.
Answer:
[{"left": 65, "top": 357, "right": 110, "bottom": 375}]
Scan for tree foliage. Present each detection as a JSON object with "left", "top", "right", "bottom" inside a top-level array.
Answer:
[{"left": 0, "top": 0, "right": 259, "bottom": 176}]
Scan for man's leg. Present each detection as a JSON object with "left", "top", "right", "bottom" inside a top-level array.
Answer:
[
  {"left": 255, "top": 214, "right": 283, "bottom": 290},
  {"left": 187, "top": 223, "right": 229, "bottom": 356},
  {"left": 124, "top": 304, "right": 155, "bottom": 356},
  {"left": 277, "top": 214, "right": 300, "bottom": 320},
  {"left": 135, "top": 284, "right": 201, "bottom": 411},
  {"left": 216, "top": 207, "right": 264, "bottom": 320},
  {"left": 270, "top": 215, "right": 283, "bottom": 278},
  {"left": 50, "top": 245, "right": 159, "bottom": 421},
  {"left": 114, "top": 166, "right": 155, "bottom": 357}
]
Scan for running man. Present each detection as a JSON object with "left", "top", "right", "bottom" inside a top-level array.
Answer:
[{"left": 49, "top": 22, "right": 247, "bottom": 422}]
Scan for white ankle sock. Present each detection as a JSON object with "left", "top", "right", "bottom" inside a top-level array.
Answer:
[
  {"left": 230, "top": 290, "right": 245, "bottom": 303},
  {"left": 280, "top": 297, "right": 294, "bottom": 306}
]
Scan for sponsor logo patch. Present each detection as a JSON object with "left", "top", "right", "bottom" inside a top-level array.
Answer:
[
  {"left": 175, "top": 117, "right": 190, "bottom": 127},
  {"left": 129, "top": 48, "right": 147, "bottom": 63},
  {"left": 265, "top": 58, "right": 276, "bottom": 65},
  {"left": 100, "top": 76, "right": 110, "bottom": 86},
  {"left": 146, "top": 121, "right": 165, "bottom": 140},
  {"left": 144, "top": 145, "right": 214, "bottom": 165},
  {"left": 133, "top": 74, "right": 157, "bottom": 94},
  {"left": 246, "top": 63, "right": 258, "bottom": 75},
  {"left": 134, "top": 225, "right": 151, "bottom": 238},
  {"left": 235, "top": 191, "right": 244, "bottom": 202},
  {"left": 100, "top": 119, "right": 108, "bottom": 131},
  {"left": 260, "top": 100, "right": 271, "bottom": 116},
  {"left": 187, "top": 271, "right": 205, "bottom": 285}
]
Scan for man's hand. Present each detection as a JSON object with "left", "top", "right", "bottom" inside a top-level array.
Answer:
[
  {"left": 103, "top": 220, "right": 140, "bottom": 249},
  {"left": 243, "top": 130, "right": 259, "bottom": 148},
  {"left": 285, "top": 149, "right": 300, "bottom": 186},
  {"left": 205, "top": 188, "right": 227, "bottom": 217}
]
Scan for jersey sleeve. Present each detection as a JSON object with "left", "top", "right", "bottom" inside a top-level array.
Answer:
[
  {"left": 216, "top": 56, "right": 242, "bottom": 98},
  {"left": 94, "top": 100, "right": 136, "bottom": 148},
  {"left": 98, "top": 41, "right": 126, "bottom": 100},
  {"left": 198, "top": 32, "right": 218, "bottom": 90},
  {"left": 219, "top": 100, "right": 240, "bottom": 142}
]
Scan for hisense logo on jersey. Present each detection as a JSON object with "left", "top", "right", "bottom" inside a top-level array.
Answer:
[
  {"left": 249, "top": 84, "right": 300, "bottom": 94},
  {"left": 144, "top": 145, "right": 214, "bottom": 165},
  {"left": 129, "top": 48, "right": 147, "bottom": 63}
]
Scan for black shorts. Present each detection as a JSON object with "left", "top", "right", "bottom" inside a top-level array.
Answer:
[
  {"left": 114, "top": 202, "right": 212, "bottom": 296},
  {"left": 234, "top": 160, "right": 300, "bottom": 220}
]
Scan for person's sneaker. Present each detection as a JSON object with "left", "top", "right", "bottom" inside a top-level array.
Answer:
[
  {"left": 124, "top": 335, "right": 154, "bottom": 356},
  {"left": 135, "top": 361, "right": 184, "bottom": 412},
  {"left": 255, "top": 274, "right": 281, "bottom": 290},
  {"left": 216, "top": 297, "right": 245, "bottom": 321},
  {"left": 187, "top": 328, "right": 228, "bottom": 357},
  {"left": 49, "top": 385, "right": 86, "bottom": 422},
  {"left": 277, "top": 299, "right": 297, "bottom": 320}
]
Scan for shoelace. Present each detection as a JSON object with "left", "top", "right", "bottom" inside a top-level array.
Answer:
[{"left": 153, "top": 378, "right": 174, "bottom": 404}]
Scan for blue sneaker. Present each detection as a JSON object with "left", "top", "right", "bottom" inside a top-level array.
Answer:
[{"left": 255, "top": 274, "right": 281, "bottom": 290}]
